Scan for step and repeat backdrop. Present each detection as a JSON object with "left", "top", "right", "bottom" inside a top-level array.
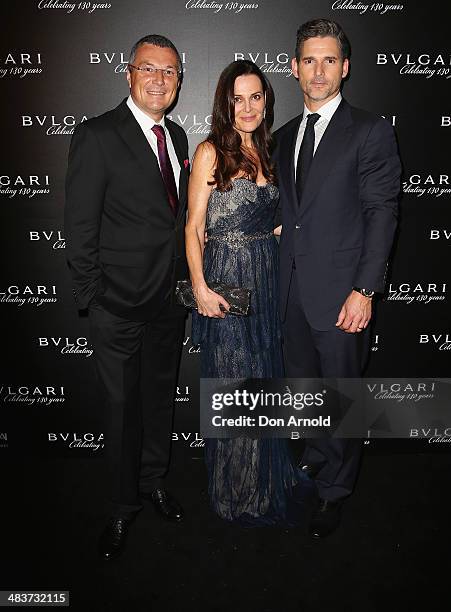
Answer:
[{"left": 1, "top": 0, "right": 450, "bottom": 460}]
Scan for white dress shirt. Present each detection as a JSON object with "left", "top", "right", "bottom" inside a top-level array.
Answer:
[
  {"left": 127, "top": 95, "right": 181, "bottom": 195},
  {"left": 294, "top": 92, "right": 342, "bottom": 180}
]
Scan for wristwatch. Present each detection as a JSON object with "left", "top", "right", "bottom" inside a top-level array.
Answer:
[{"left": 353, "top": 287, "right": 375, "bottom": 298}]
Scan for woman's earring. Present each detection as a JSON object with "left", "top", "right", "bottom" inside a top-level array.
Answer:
[{"left": 263, "top": 107, "right": 266, "bottom": 119}]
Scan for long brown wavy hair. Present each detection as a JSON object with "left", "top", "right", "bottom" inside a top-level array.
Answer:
[{"left": 207, "top": 60, "right": 276, "bottom": 191}]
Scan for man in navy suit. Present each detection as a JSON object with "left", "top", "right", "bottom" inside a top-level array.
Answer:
[{"left": 273, "top": 19, "right": 401, "bottom": 537}]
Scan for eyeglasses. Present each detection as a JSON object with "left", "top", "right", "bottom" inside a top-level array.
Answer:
[{"left": 128, "top": 64, "right": 180, "bottom": 79}]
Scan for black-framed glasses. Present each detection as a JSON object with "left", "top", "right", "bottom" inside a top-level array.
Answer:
[{"left": 128, "top": 64, "right": 180, "bottom": 79}]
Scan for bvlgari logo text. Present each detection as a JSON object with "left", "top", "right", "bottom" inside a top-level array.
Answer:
[
  {"left": 386, "top": 283, "right": 446, "bottom": 305},
  {"left": 167, "top": 113, "right": 212, "bottom": 135},
  {"left": 37, "top": 337, "right": 93, "bottom": 358},
  {"left": 89, "top": 51, "right": 127, "bottom": 72},
  {"left": 172, "top": 432, "right": 204, "bottom": 448},
  {"left": 37, "top": 1, "right": 112, "bottom": 13},
  {"left": 376, "top": 52, "right": 451, "bottom": 79},
  {"left": 0, "top": 52, "right": 43, "bottom": 78},
  {"left": 429, "top": 229, "right": 451, "bottom": 241},
  {"left": 175, "top": 386, "right": 190, "bottom": 402},
  {"left": 410, "top": 428, "right": 451, "bottom": 442},
  {"left": 29, "top": 230, "right": 65, "bottom": 249},
  {"left": 89, "top": 52, "right": 187, "bottom": 73},
  {"left": 21, "top": 115, "right": 88, "bottom": 136},
  {"left": 1, "top": 385, "right": 65, "bottom": 405},
  {"left": 403, "top": 174, "right": 450, "bottom": 198},
  {"left": 0, "top": 285, "right": 58, "bottom": 307},
  {"left": 419, "top": 334, "right": 451, "bottom": 351},
  {"left": 234, "top": 52, "right": 292, "bottom": 78},
  {"left": 48, "top": 432, "right": 104, "bottom": 451},
  {"left": 0, "top": 175, "right": 50, "bottom": 199},
  {"left": 367, "top": 381, "right": 435, "bottom": 402}
]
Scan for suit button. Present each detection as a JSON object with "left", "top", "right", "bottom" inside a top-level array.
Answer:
[{"left": 295, "top": 224, "right": 301, "bottom": 229}]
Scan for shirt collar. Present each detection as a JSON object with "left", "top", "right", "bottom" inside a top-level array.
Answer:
[
  {"left": 127, "top": 94, "right": 166, "bottom": 132},
  {"left": 303, "top": 92, "right": 342, "bottom": 123}
]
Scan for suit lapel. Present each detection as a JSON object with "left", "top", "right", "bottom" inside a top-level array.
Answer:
[
  {"left": 279, "top": 114, "right": 302, "bottom": 216},
  {"left": 114, "top": 99, "right": 165, "bottom": 187},
  {"left": 298, "top": 99, "right": 353, "bottom": 217},
  {"left": 113, "top": 100, "right": 187, "bottom": 222}
]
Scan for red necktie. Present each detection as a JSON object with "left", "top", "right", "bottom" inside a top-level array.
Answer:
[{"left": 151, "top": 124, "right": 179, "bottom": 216}]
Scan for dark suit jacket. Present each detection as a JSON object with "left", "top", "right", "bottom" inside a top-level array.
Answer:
[
  {"left": 273, "top": 98, "right": 401, "bottom": 331},
  {"left": 64, "top": 98, "right": 189, "bottom": 321}
]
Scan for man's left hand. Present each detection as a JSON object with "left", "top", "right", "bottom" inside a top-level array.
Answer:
[{"left": 335, "top": 290, "right": 372, "bottom": 333}]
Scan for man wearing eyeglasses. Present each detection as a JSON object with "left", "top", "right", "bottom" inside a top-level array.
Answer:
[{"left": 65, "top": 35, "right": 189, "bottom": 561}]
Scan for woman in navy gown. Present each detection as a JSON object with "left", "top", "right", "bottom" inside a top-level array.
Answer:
[{"left": 185, "top": 60, "right": 314, "bottom": 526}]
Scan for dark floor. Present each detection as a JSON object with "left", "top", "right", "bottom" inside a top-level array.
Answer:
[{"left": 4, "top": 447, "right": 451, "bottom": 612}]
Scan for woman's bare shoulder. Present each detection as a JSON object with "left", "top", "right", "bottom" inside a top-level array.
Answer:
[{"left": 194, "top": 140, "right": 217, "bottom": 163}]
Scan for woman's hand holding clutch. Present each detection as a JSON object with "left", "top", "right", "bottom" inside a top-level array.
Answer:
[{"left": 193, "top": 283, "right": 230, "bottom": 318}]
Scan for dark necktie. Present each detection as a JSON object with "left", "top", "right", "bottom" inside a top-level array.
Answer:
[
  {"left": 296, "top": 112, "right": 320, "bottom": 204},
  {"left": 151, "top": 124, "right": 179, "bottom": 216}
]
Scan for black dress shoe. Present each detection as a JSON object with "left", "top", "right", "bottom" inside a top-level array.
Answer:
[
  {"left": 149, "top": 488, "right": 184, "bottom": 522},
  {"left": 98, "top": 517, "right": 131, "bottom": 561},
  {"left": 309, "top": 499, "right": 343, "bottom": 538}
]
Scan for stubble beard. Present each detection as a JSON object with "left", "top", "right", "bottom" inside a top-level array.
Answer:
[{"left": 305, "top": 81, "right": 334, "bottom": 103}]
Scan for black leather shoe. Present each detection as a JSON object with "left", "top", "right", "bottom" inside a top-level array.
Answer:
[
  {"left": 309, "top": 499, "right": 343, "bottom": 538},
  {"left": 148, "top": 488, "right": 184, "bottom": 522},
  {"left": 98, "top": 517, "right": 131, "bottom": 561}
]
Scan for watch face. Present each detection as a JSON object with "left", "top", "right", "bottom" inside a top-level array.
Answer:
[{"left": 362, "top": 289, "right": 374, "bottom": 297}]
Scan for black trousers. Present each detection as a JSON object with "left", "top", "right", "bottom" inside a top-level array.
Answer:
[
  {"left": 282, "top": 268, "right": 370, "bottom": 502},
  {"left": 88, "top": 301, "right": 186, "bottom": 519}
]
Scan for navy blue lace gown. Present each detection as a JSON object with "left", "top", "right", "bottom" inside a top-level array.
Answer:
[{"left": 192, "top": 178, "right": 315, "bottom": 526}]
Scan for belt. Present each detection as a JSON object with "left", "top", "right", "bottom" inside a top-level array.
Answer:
[{"left": 208, "top": 231, "right": 273, "bottom": 249}]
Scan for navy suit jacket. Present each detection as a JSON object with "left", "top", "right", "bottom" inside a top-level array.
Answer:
[
  {"left": 273, "top": 98, "right": 401, "bottom": 331},
  {"left": 65, "top": 98, "right": 189, "bottom": 321}
]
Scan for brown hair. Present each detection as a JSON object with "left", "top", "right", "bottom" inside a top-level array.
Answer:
[
  {"left": 295, "top": 19, "right": 351, "bottom": 62},
  {"left": 207, "top": 60, "right": 276, "bottom": 192}
]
